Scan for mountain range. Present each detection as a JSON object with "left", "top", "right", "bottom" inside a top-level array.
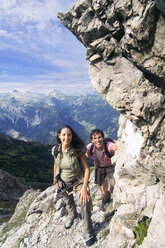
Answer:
[{"left": 0, "top": 89, "right": 119, "bottom": 144}]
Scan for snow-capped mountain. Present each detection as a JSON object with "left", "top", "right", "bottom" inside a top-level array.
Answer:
[{"left": 0, "top": 90, "right": 119, "bottom": 144}]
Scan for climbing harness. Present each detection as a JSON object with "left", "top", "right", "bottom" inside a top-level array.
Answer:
[{"left": 58, "top": 178, "right": 82, "bottom": 195}]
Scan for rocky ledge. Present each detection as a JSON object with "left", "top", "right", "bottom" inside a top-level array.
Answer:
[{"left": 0, "top": 171, "right": 115, "bottom": 248}]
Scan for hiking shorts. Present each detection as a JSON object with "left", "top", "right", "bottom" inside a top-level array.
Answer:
[{"left": 95, "top": 165, "right": 115, "bottom": 186}]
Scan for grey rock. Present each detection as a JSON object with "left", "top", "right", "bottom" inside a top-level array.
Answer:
[{"left": 0, "top": 169, "right": 28, "bottom": 201}]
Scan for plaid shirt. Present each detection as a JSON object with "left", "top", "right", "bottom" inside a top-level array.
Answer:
[{"left": 86, "top": 141, "right": 116, "bottom": 167}]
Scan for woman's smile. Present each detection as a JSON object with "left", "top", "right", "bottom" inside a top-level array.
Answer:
[{"left": 59, "top": 127, "right": 72, "bottom": 149}]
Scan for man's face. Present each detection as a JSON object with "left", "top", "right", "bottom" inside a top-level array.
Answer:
[{"left": 91, "top": 133, "right": 104, "bottom": 150}]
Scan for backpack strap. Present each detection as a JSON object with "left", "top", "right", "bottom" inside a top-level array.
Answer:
[
  {"left": 51, "top": 145, "right": 60, "bottom": 158},
  {"left": 90, "top": 143, "right": 94, "bottom": 156}
]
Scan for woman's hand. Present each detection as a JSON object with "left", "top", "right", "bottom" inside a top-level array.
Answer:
[
  {"left": 55, "top": 182, "right": 61, "bottom": 190},
  {"left": 78, "top": 186, "right": 89, "bottom": 205}
]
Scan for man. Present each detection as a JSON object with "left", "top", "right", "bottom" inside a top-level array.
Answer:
[{"left": 86, "top": 129, "right": 118, "bottom": 210}]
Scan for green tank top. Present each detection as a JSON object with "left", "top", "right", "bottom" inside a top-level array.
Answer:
[
  {"left": 55, "top": 146, "right": 85, "bottom": 183},
  {"left": 60, "top": 151, "right": 76, "bottom": 183}
]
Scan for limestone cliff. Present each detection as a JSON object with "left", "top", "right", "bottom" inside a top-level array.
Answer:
[{"left": 57, "top": 0, "right": 165, "bottom": 247}]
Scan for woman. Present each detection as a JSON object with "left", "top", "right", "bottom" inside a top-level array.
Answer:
[{"left": 52, "top": 125, "right": 95, "bottom": 246}]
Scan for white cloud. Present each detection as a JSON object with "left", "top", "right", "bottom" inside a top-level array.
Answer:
[
  {"left": 0, "top": 0, "right": 95, "bottom": 95},
  {"left": 0, "top": 0, "right": 76, "bottom": 52},
  {"left": 0, "top": 0, "right": 74, "bottom": 24},
  {"left": 41, "top": 48, "right": 88, "bottom": 69},
  {"left": 0, "top": 79, "right": 96, "bottom": 95}
]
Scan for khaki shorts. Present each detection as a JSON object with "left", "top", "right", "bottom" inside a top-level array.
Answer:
[{"left": 94, "top": 165, "right": 115, "bottom": 186}]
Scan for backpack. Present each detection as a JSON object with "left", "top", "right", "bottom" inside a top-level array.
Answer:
[
  {"left": 51, "top": 145, "right": 59, "bottom": 158},
  {"left": 90, "top": 138, "right": 114, "bottom": 158}
]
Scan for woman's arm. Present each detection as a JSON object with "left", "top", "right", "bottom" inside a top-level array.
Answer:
[
  {"left": 78, "top": 154, "right": 90, "bottom": 205},
  {"left": 53, "top": 157, "right": 56, "bottom": 184},
  {"left": 53, "top": 157, "right": 60, "bottom": 190}
]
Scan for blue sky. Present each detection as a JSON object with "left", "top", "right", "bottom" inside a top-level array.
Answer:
[{"left": 0, "top": 0, "right": 96, "bottom": 95}]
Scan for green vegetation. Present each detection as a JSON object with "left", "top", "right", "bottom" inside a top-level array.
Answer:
[
  {"left": 0, "top": 200, "right": 17, "bottom": 225},
  {"left": 1, "top": 205, "right": 29, "bottom": 244},
  {"left": 66, "top": 94, "right": 119, "bottom": 142},
  {"left": 1, "top": 190, "right": 39, "bottom": 244},
  {"left": 91, "top": 192, "right": 96, "bottom": 201},
  {"left": 16, "top": 232, "right": 30, "bottom": 248},
  {"left": 90, "top": 165, "right": 95, "bottom": 173},
  {"left": 79, "top": 121, "right": 96, "bottom": 134},
  {"left": 134, "top": 217, "right": 151, "bottom": 245},
  {"left": 100, "top": 229, "right": 110, "bottom": 240},
  {"left": 0, "top": 133, "right": 53, "bottom": 182},
  {"left": 0, "top": 216, "right": 11, "bottom": 225},
  {"left": 0, "top": 200, "right": 17, "bottom": 213}
]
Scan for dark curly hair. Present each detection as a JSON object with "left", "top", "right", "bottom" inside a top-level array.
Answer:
[{"left": 56, "top": 125, "right": 85, "bottom": 157}]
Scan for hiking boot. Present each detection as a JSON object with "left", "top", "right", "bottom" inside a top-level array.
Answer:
[
  {"left": 84, "top": 232, "right": 96, "bottom": 246},
  {"left": 100, "top": 198, "right": 107, "bottom": 211},
  {"left": 101, "top": 194, "right": 111, "bottom": 211},
  {"left": 64, "top": 219, "right": 74, "bottom": 229}
]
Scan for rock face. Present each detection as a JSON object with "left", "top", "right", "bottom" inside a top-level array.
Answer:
[
  {"left": 0, "top": 169, "right": 28, "bottom": 224},
  {"left": 57, "top": 1, "right": 165, "bottom": 247},
  {"left": 0, "top": 169, "right": 28, "bottom": 201},
  {"left": 0, "top": 173, "right": 113, "bottom": 248}
]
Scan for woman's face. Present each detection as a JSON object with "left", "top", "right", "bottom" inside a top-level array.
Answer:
[{"left": 59, "top": 127, "right": 72, "bottom": 148}]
